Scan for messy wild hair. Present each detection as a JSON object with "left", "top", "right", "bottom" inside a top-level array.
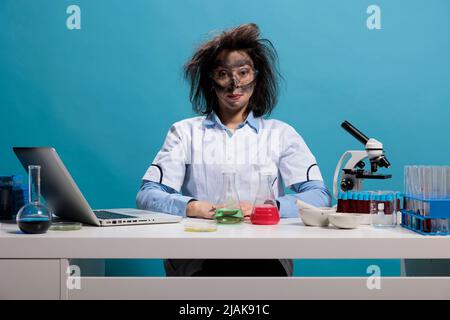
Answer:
[{"left": 184, "top": 23, "right": 281, "bottom": 118}]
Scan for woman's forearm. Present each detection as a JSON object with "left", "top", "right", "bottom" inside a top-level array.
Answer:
[
  {"left": 276, "top": 180, "right": 332, "bottom": 218},
  {"left": 136, "top": 180, "right": 195, "bottom": 217}
]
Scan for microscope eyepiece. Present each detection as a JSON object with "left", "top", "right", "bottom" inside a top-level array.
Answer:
[
  {"left": 370, "top": 155, "right": 391, "bottom": 173},
  {"left": 341, "top": 121, "right": 370, "bottom": 145},
  {"left": 378, "top": 155, "right": 391, "bottom": 168}
]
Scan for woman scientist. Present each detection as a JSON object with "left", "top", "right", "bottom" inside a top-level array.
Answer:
[{"left": 137, "top": 23, "right": 331, "bottom": 277}]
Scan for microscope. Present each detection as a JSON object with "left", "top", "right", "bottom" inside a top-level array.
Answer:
[{"left": 333, "top": 121, "right": 392, "bottom": 199}]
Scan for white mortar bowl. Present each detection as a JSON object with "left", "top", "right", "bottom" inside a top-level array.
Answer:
[
  {"left": 328, "top": 213, "right": 362, "bottom": 229},
  {"left": 299, "top": 208, "right": 335, "bottom": 227}
]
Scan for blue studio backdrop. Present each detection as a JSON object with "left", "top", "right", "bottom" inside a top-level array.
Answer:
[{"left": 1, "top": 0, "right": 449, "bottom": 276}]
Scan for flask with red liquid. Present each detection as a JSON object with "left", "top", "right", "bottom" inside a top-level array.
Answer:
[{"left": 251, "top": 173, "right": 280, "bottom": 225}]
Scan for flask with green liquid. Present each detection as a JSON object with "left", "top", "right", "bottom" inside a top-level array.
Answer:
[{"left": 214, "top": 172, "right": 243, "bottom": 224}]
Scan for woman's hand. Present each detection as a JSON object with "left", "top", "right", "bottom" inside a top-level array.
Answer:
[
  {"left": 186, "top": 200, "right": 216, "bottom": 219},
  {"left": 214, "top": 201, "right": 254, "bottom": 221}
]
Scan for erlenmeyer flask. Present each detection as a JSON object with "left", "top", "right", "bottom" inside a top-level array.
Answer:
[
  {"left": 214, "top": 172, "right": 244, "bottom": 224},
  {"left": 16, "top": 165, "right": 52, "bottom": 234},
  {"left": 251, "top": 172, "right": 280, "bottom": 225}
]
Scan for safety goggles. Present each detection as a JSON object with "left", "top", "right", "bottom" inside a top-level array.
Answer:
[{"left": 210, "top": 66, "right": 258, "bottom": 88}]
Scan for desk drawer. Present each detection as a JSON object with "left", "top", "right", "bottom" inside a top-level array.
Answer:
[{"left": 0, "top": 259, "right": 61, "bottom": 299}]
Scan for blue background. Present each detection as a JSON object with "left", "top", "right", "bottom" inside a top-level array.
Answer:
[{"left": 1, "top": 0, "right": 449, "bottom": 276}]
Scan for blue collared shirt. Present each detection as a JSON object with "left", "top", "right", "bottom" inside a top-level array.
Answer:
[{"left": 203, "top": 111, "right": 260, "bottom": 136}]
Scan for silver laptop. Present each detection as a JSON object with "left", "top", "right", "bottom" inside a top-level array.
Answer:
[{"left": 13, "top": 147, "right": 182, "bottom": 227}]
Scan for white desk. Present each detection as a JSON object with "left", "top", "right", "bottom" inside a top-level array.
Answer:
[{"left": 1, "top": 218, "right": 450, "bottom": 299}]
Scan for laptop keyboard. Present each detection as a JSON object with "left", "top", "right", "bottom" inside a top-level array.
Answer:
[{"left": 94, "top": 210, "right": 137, "bottom": 220}]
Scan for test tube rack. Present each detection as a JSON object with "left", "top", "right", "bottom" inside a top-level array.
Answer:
[
  {"left": 336, "top": 191, "right": 402, "bottom": 214},
  {"left": 401, "top": 195, "right": 450, "bottom": 236}
]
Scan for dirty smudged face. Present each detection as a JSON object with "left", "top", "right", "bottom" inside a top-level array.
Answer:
[{"left": 211, "top": 50, "right": 257, "bottom": 112}]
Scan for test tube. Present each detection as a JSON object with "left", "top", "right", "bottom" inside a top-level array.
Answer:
[
  {"left": 395, "top": 192, "right": 402, "bottom": 213},
  {"left": 337, "top": 192, "right": 343, "bottom": 213},
  {"left": 444, "top": 166, "right": 450, "bottom": 234},
  {"left": 423, "top": 166, "right": 428, "bottom": 197},
  {"left": 404, "top": 166, "right": 409, "bottom": 196},
  {"left": 418, "top": 166, "right": 424, "bottom": 213},
  {"left": 412, "top": 166, "right": 420, "bottom": 214},
  {"left": 404, "top": 196, "right": 410, "bottom": 212},
  {"left": 438, "top": 167, "right": 447, "bottom": 233},
  {"left": 423, "top": 166, "right": 430, "bottom": 198},
  {"left": 431, "top": 219, "right": 438, "bottom": 234},
  {"left": 439, "top": 167, "right": 446, "bottom": 198},
  {"left": 411, "top": 166, "right": 416, "bottom": 196},
  {"left": 417, "top": 165, "right": 422, "bottom": 195},
  {"left": 341, "top": 192, "right": 348, "bottom": 213},
  {"left": 432, "top": 166, "right": 440, "bottom": 198},
  {"left": 447, "top": 166, "right": 450, "bottom": 198},
  {"left": 353, "top": 192, "right": 359, "bottom": 213},
  {"left": 422, "top": 218, "right": 430, "bottom": 233},
  {"left": 348, "top": 192, "right": 354, "bottom": 213},
  {"left": 356, "top": 193, "right": 363, "bottom": 213},
  {"left": 441, "top": 220, "right": 449, "bottom": 234},
  {"left": 407, "top": 166, "right": 413, "bottom": 196},
  {"left": 363, "top": 192, "right": 370, "bottom": 214}
]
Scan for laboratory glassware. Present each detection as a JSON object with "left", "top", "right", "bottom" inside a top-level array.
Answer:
[
  {"left": 370, "top": 191, "right": 397, "bottom": 228},
  {"left": 402, "top": 165, "right": 450, "bottom": 235},
  {"left": 214, "top": 172, "right": 244, "bottom": 224},
  {"left": 16, "top": 165, "right": 52, "bottom": 234},
  {"left": 251, "top": 172, "right": 280, "bottom": 225}
]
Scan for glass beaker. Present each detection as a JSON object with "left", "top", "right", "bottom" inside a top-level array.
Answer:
[
  {"left": 214, "top": 172, "right": 244, "bottom": 224},
  {"left": 16, "top": 165, "right": 52, "bottom": 234},
  {"left": 370, "top": 191, "right": 397, "bottom": 228},
  {"left": 251, "top": 173, "right": 280, "bottom": 225}
]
